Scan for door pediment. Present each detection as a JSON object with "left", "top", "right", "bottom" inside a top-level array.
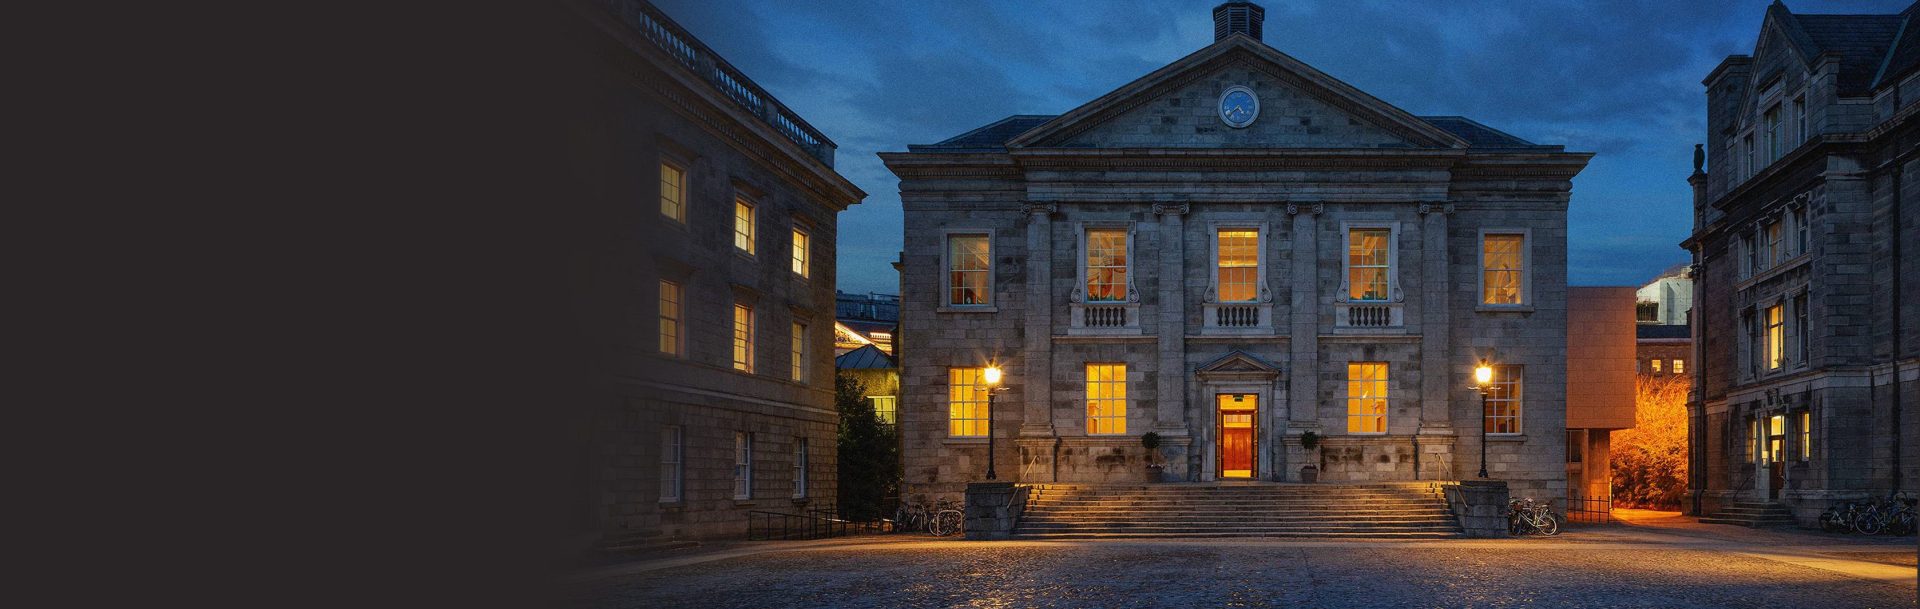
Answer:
[{"left": 1196, "top": 350, "right": 1281, "bottom": 381}]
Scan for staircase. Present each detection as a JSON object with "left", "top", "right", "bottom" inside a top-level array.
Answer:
[
  {"left": 1699, "top": 501, "right": 1795, "bottom": 527},
  {"left": 1012, "top": 482, "right": 1462, "bottom": 539}
]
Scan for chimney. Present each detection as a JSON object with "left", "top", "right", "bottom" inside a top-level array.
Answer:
[{"left": 1213, "top": 1, "right": 1265, "bottom": 42}]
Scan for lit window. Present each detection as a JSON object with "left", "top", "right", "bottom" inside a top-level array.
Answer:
[
  {"left": 789, "top": 322, "right": 806, "bottom": 382},
  {"left": 733, "top": 304, "right": 755, "bottom": 373},
  {"left": 1766, "top": 303, "right": 1785, "bottom": 370},
  {"left": 1746, "top": 418, "right": 1757, "bottom": 463},
  {"left": 946, "top": 234, "right": 991, "bottom": 306},
  {"left": 1764, "top": 219, "right": 1783, "bottom": 267},
  {"left": 733, "top": 431, "right": 754, "bottom": 500},
  {"left": 1798, "top": 411, "right": 1811, "bottom": 462},
  {"left": 1084, "top": 229, "right": 1129, "bottom": 302},
  {"left": 1484, "top": 365, "right": 1522, "bottom": 434},
  {"left": 867, "top": 395, "right": 897, "bottom": 425},
  {"left": 1217, "top": 229, "right": 1259, "bottom": 302},
  {"left": 1673, "top": 359, "right": 1685, "bottom": 374},
  {"left": 659, "top": 280, "right": 682, "bottom": 356},
  {"left": 733, "top": 199, "right": 755, "bottom": 255},
  {"left": 792, "top": 437, "right": 808, "bottom": 499},
  {"left": 1346, "top": 362, "right": 1388, "bottom": 433},
  {"left": 791, "top": 228, "right": 809, "bottom": 277},
  {"left": 1651, "top": 359, "right": 1661, "bottom": 373},
  {"left": 948, "top": 367, "right": 989, "bottom": 437},
  {"left": 660, "top": 162, "right": 686, "bottom": 222},
  {"left": 1482, "top": 233, "right": 1525, "bottom": 305},
  {"left": 659, "top": 425, "right": 683, "bottom": 503},
  {"left": 1766, "top": 415, "right": 1785, "bottom": 463},
  {"left": 1086, "top": 364, "right": 1127, "bottom": 435},
  {"left": 1347, "top": 228, "right": 1391, "bottom": 301}
]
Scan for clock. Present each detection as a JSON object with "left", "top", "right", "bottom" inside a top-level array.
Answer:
[{"left": 1219, "top": 85, "right": 1259, "bottom": 128}]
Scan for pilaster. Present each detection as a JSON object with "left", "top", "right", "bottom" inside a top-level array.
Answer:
[
  {"left": 1418, "top": 203, "right": 1455, "bottom": 449},
  {"left": 1020, "top": 202, "right": 1056, "bottom": 439},
  {"left": 1287, "top": 203, "right": 1321, "bottom": 426},
  {"left": 1153, "top": 203, "right": 1191, "bottom": 435}
]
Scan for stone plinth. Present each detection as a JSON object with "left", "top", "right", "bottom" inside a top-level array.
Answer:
[
  {"left": 1446, "top": 480, "right": 1511, "bottom": 538},
  {"left": 964, "top": 482, "right": 1029, "bottom": 540}
]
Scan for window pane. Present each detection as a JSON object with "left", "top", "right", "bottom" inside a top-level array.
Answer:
[
  {"left": 660, "top": 163, "right": 685, "bottom": 221},
  {"left": 1346, "top": 362, "right": 1388, "bottom": 433},
  {"left": 948, "top": 368, "right": 988, "bottom": 437},
  {"left": 868, "top": 395, "right": 897, "bottom": 425},
  {"left": 1217, "top": 229, "right": 1259, "bottom": 302},
  {"left": 1482, "top": 234, "right": 1523, "bottom": 305},
  {"left": 734, "top": 200, "right": 755, "bottom": 254},
  {"left": 791, "top": 229, "right": 809, "bottom": 277},
  {"left": 790, "top": 322, "right": 805, "bottom": 381},
  {"left": 1766, "top": 304, "right": 1784, "bottom": 370},
  {"left": 659, "top": 280, "right": 682, "bottom": 356},
  {"left": 1086, "top": 364, "right": 1127, "bottom": 435},
  {"left": 659, "top": 426, "right": 682, "bottom": 502},
  {"left": 733, "top": 304, "right": 754, "bottom": 372},
  {"left": 1085, "top": 230, "right": 1128, "bottom": 302},
  {"left": 1484, "top": 365, "right": 1523, "bottom": 434},
  {"left": 1348, "top": 229, "right": 1390, "bottom": 301},
  {"left": 947, "top": 235, "right": 990, "bottom": 305}
]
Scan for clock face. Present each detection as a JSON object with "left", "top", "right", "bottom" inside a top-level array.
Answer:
[{"left": 1219, "top": 86, "right": 1259, "bottom": 128}]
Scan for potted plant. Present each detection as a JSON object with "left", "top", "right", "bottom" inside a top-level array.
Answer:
[
  {"left": 1298, "top": 431, "right": 1321, "bottom": 483},
  {"left": 1141, "top": 432, "right": 1167, "bottom": 482}
]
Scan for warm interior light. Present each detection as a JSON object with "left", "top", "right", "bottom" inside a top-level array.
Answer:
[
  {"left": 983, "top": 366, "right": 1003, "bottom": 386},
  {"left": 1474, "top": 365, "right": 1494, "bottom": 386}
]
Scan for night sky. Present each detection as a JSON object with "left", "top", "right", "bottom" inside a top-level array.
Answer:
[{"left": 653, "top": 0, "right": 1912, "bottom": 295}]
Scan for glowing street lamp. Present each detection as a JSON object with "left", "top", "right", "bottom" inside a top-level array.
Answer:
[
  {"left": 1472, "top": 363, "right": 1495, "bottom": 479},
  {"left": 984, "top": 365, "right": 1004, "bottom": 481}
]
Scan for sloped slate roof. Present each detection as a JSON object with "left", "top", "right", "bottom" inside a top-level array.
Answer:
[
  {"left": 1637, "top": 324, "right": 1692, "bottom": 340},
  {"left": 1874, "top": 5, "right": 1920, "bottom": 90},
  {"left": 835, "top": 344, "right": 896, "bottom": 370},
  {"left": 1794, "top": 13, "right": 1904, "bottom": 95},
  {"left": 911, "top": 114, "right": 1549, "bottom": 151}
]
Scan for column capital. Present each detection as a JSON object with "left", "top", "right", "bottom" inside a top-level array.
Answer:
[
  {"left": 1151, "top": 202, "right": 1190, "bottom": 216},
  {"left": 1021, "top": 202, "right": 1056, "bottom": 216},
  {"left": 1286, "top": 203, "right": 1324, "bottom": 215},
  {"left": 1417, "top": 202, "right": 1456, "bottom": 216}
]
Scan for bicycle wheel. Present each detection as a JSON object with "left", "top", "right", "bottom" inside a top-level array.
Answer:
[
  {"left": 1893, "top": 511, "right": 1916, "bottom": 536},
  {"left": 1854, "top": 509, "right": 1885, "bottom": 535},
  {"left": 933, "top": 510, "right": 963, "bottom": 537},
  {"left": 1538, "top": 514, "right": 1560, "bottom": 536}
]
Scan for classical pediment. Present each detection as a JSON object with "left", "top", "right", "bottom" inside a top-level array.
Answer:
[
  {"left": 1196, "top": 350, "right": 1282, "bottom": 379},
  {"left": 1007, "top": 36, "right": 1467, "bottom": 151}
]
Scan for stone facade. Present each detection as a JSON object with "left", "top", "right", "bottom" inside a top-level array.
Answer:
[
  {"left": 584, "top": 0, "right": 864, "bottom": 541},
  {"left": 1683, "top": 2, "right": 1920, "bottom": 523},
  {"left": 883, "top": 8, "right": 1589, "bottom": 509}
]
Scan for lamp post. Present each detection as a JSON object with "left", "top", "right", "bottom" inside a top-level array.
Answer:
[
  {"left": 983, "top": 366, "right": 1004, "bottom": 481},
  {"left": 1473, "top": 364, "right": 1494, "bottom": 479}
]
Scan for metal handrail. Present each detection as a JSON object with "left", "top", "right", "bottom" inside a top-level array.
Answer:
[{"left": 604, "top": 0, "right": 838, "bottom": 167}]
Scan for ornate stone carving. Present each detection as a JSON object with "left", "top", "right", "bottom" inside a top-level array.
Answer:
[
  {"left": 1286, "top": 203, "right": 1299, "bottom": 215},
  {"left": 1312, "top": 203, "right": 1325, "bottom": 215},
  {"left": 1151, "top": 203, "right": 1190, "bottom": 216},
  {"left": 1021, "top": 202, "right": 1057, "bottom": 216}
]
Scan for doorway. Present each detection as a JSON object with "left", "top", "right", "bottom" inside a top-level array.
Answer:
[
  {"left": 1766, "top": 414, "right": 1786, "bottom": 500},
  {"left": 1217, "top": 393, "right": 1258, "bottom": 478}
]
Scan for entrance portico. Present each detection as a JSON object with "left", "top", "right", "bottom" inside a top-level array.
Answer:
[{"left": 1193, "top": 351, "right": 1283, "bottom": 481}]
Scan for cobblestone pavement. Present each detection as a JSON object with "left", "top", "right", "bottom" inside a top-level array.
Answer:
[{"left": 572, "top": 529, "right": 1918, "bottom": 608}]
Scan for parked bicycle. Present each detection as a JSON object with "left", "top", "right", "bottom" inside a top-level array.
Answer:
[
  {"left": 892, "top": 498, "right": 965, "bottom": 537},
  {"left": 1818, "top": 492, "right": 1916, "bottom": 536},
  {"left": 1506, "top": 497, "right": 1561, "bottom": 536}
]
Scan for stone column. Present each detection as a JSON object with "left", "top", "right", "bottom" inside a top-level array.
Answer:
[
  {"left": 1288, "top": 203, "right": 1321, "bottom": 427},
  {"left": 1017, "top": 202, "right": 1057, "bottom": 482},
  {"left": 1153, "top": 203, "right": 1191, "bottom": 479},
  {"left": 1417, "top": 203, "right": 1456, "bottom": 479}
]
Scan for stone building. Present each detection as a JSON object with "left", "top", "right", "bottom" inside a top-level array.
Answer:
[
  {"left": 1639, "top": 325, "right": 1693, "bottom": 378},
  {"left": 1682, "top": 0, "right": 1920, "bottom": 523},
  {"left": 1636, "top": 263, "right": 1694, "bottom": 326},
  {"left": 883, "top": 3, "right": 1590, "bottom": 505},
  {"left": 583, "top": 0, "right": 864, "bottom": 541}
]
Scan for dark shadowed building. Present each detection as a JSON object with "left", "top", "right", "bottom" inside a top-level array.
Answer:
[
  {"left": 1567, "top": 287, "right": 1637, "bottom": 500},
  {"left": 1683, "top": 0, "right": 1920, "bottom": 525},
  {"left": 583, "top": 0, "right": 864, "bottom": 542}
]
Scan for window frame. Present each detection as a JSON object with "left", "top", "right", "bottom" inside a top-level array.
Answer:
[
  {"left": 1765, "top": 302, "right": 1785, "bottom": 371},
  {"left": 867, "top": 395, "right": 897, "bottom": 425},
  {"left": 947, "top": 367, "right": 989, "bottom": 438},
  {"left": 658, "top": 279, "right": 684, "bottom": 357},
  {"left": 1345, "top": 362, "right": 1389, "bottom": 434},
  {"left": 1798, "top": 410, "right": 1811, "bottom": 462},
  {"left": 732, "top": 197, "right": 756, "bottom": 256},
  {"left": 1085, "top": 363, "right": 1128, "bottom": 436},
  {"left": 733, "top": 431, "right": 754, "bottom": 500},
  {"left": 1477, "top": 229, "right": 1531, "bottom": 307},
  {"left": 1340, "top": 223, "right": 1399, "bottom": 303},
  {"left": 659, "top": 425, "right": 683, "bottom": 503},
  {"left": 1672, "top": 359, "right": 1685, "bottom": 374},
  {"left": 1077, "top": 224, "right": 1134, "bottom": 303},
  {"left": 1651, "top": 358, "right": 1662, "bottom": 373},
  {"left": 790, "top": 226, "right": 810, "bottom": 278},
  {"left": 940, "top": 230, "right": 995, "bottom": 309},
  {"left": 1210, "top": 224, "right": 1266, "bottom": 303},
  {"left": 659, "top": 159, "right": 688, "bottom": 224},
  {"left": 732, "top": 303, "right": 756, "bottom": 373},
  {"left": 789, "top": 321, "right": 807, "bottom": 382},
  {"left": 1794, "top": 292, "right": 1809, "bottom": 366},
  {"left": 1484, "top": 364, "right": 1523, "bottom": 435},
  {"left": 792, "top": 437, "right": 808, "bottom": 499}
]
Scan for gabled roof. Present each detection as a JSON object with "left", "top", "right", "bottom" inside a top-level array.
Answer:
[
  {"left": 1765, "top": 1, "right": 1909, "bottom": 96},
  {"left": 914, "top": 113, "right": 1551, "bottom": 153},
  {"left": 835, "top": 344, "right": 895, "bottom": 370},
  {"left": 1002, "top": 35, "right": 1470, "bottom": 150}
]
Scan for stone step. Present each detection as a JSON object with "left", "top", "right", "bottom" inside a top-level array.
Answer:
[
  {"left": 1015, "top": 525, "right": 1464, "bottom": 534},
  {"left": 1012, "top": 531, "right": 1463, "bottom": 540},
  {"left": 1027, "top": 506, "right": 1453, "bottom": 515},
  {"left": 1023, "top": 512, "right": 1455, "bottom": 521},
  {"left": 1699, "top": 516, "right": 1796, "bottom": 527}
]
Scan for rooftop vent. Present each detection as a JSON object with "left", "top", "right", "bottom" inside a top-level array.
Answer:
[{"left": 1213, "top": 1, "right": 1265, "bottom": 42}]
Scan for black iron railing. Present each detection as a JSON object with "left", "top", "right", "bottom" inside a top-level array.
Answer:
[
  {"left": 603, "top": 0, "right": 837, "bottom": 168},
  {"left": 746, "top": 506, "right": 893, "bottom": 541},
  {"left": 1564, "top": 493, "right": 1613, "bottom": 525}
]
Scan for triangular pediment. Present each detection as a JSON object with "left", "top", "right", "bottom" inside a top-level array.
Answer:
[
  {"left": 1196, "top": 350, "right": 1281, "bottom": 377},
  {"left": 1007, "top": 36, "right": 1467, "bottom": 150}
]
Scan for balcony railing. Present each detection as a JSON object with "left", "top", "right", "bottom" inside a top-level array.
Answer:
[
  {"left": 1201, "top": 302, "right": 1274, "bottom": 334},
  {"left": 606, "top": 0, "right": 837, "bottom": 167},
  {"left": 1082, "top": 303, "right": 1129, "bottom": 328},
  {"left": 1336, "top": 302, "right": 1403, "bottom": 329}
]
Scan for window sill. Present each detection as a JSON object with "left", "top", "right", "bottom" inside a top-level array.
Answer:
[
  {"left": 658, "top": 501, "right": 685, "bottom": 510},
  {"left": 1475, "top": 304, "right": 1534, "bottom": 313},
  {"left": 1735, "top": 254, "right": 1810, "bottom": 289},
  {"left": 943, "top": 437, "right": 989, "bottom": 445},
  {"left": 1487, "top": 434, "right": 1528, "bottom": 442},
  {"left": 938, "top": 305, "right": 998, "bottom": 313},
  {"left": 733, "top": 499, "right": 756, "bottom": 506}
]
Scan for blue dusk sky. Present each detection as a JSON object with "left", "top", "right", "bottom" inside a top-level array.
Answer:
[{"left": 652, "top": 0, "right": 1912, "bottom": 295}]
